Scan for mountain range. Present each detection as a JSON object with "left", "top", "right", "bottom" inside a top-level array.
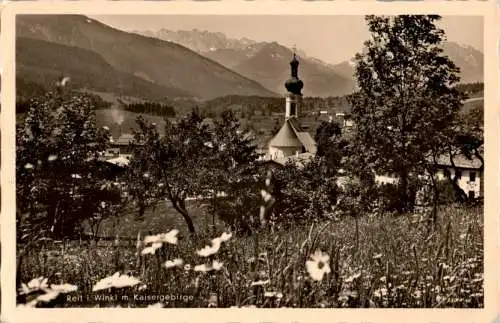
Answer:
[
  {"left": 16, "top": 15, "right": 277, "bottom": 102},
  {"left": 133, "top": 28, "right": 484, "bottom": 96},
  {"left": 16, "top": 15, "right": 483, "bottom": 105}
]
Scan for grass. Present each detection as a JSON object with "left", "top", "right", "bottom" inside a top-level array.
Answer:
[{"left": 17, "top": 203, "right": 483, "bottom": 308}]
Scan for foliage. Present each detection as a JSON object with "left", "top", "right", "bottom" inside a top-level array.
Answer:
[
  {"left": 128, "top": 111, "right": 213, "bottom": 233},
  {"left": 16, "top": 91, "right": 121, "bottom": 240},
  {"left": 347, "top": 15, "right": 465, "bottom": 213},
  {"left": 201, "top": 110, "right": 262, "bottom": 233},
  {"left": 128, "top": 109, "right": 260, "bottom": 234}
]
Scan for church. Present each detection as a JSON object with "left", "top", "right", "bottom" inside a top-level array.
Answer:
[{"left": 266, "top": 50, "right": 317, "bottom": 165}]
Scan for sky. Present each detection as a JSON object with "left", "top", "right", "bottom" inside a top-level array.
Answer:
[{"left": 90, "top": 15, "right": 483, "bottom": 65}]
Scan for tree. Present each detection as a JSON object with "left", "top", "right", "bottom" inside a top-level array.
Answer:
[
  {"left": 444, "top": 104, "right": 483, "bottom": 202},
  {"left": 16, "top": 91, "right": 117, "bottom": 239},
  {"left": 129, "top": 111, "right": 214, "bottom": 234},
  {"left": 347, "top": 15, "right": 465, "bottom": 214},
  {"left": 314, "top": 121, "right": 347, "bottom": 172},
  {"left": 203, "top": 110, "right": 262, "bottom": 234}
]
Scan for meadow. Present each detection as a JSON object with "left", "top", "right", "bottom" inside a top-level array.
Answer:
[{"left": 17, "top": 203, "right": 483, "bottom": 308}]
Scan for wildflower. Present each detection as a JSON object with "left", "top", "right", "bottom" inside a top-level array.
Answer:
[
  {"left": 71, "top": 174, "right": 82, "bottom": 179},
  {"left": 141, "top": 242, "right": 163, "bottom": 255},
  {"left": 197, "top": 239, "right": 221, "bottom": 257},
  {"left": 251, "top": 279, "right": 270, "bottom": 286},
  {"left": 47, "top": 155, "right": 58, "bottom": 162},
  {"left": 164, "top": 258, "right": 184, "bottom": 269},
  {"left": 459, "top": 233, "right": 467, "bottom": 240},
  {"left": 344, "top": 272, "right": 361, "bottom": 283},
  {"left": 35, "top": 291, "right": 61, "bottom": 304},
  {"left": 50, "top": 283, "right": 78, "bottom": 293},
  {"left": 24, "top": 163, "right": 34, "bottom": 170},
  {"left": 103, "top": 126, "right": 110, "bottom": 131},
  {"left": 144, "top": 229, "right": 179, "bottom": 245},
  {"left": 306, "top": 250, "right": 331, "bottom": 281},
  {"left": 373, "top": 288, "right": 388, "bottom": 298},
  {"left": 194, "top": 260, "right": 224, "bottom": 272},
  {"left": 372, "top": 253, "right": 382, "bottom": 260},
  {"left": 264, "top": 291, "right": 283, "bottom": 299},
  {"left": 212, "top": 260, "right": 224, "bottom": 271},
  {"left": 208, "top": 293, "right": 218, "bottom": 308},
  {"left": 218, "top": 231, "right": 232, "bottom": 243},
  {"left": 19, "top": 277, "right": 49, "bottom": 294},
  {"left": 92, "top": 272, "right": 141, "bottom": 291},
  {"left": 258, "top": 252, "right": 268, "bottom": 262}
]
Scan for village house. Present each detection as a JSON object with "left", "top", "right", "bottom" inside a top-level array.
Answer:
[{"left": 372, "top": 153, "right": 483, "bottom": 200}]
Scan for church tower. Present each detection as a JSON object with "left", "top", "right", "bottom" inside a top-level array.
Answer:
[
  {"left": 268, "top": 48, "right": 316, "bottom": 161},
  {"left": 284, "top": 48, "right": 303, "bottom": 119}
]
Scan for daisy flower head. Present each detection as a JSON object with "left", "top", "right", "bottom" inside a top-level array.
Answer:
[
  {"left": 19, "top": 277, "right": 50, "bottom": 295},
  {"left": 306, "top": 249, "right": 331, "bottom": 282},
  {"left": 92, "top": 272, "right": 141, "bottom": 291},
  {"left": 218, "top": 231, "right": 232, "bottom": 243},
  {"left": 194, "top": 260, "right": 224, "bottom": 272},
  {"left": 196, "top": 238, "right": 222, "bottom": 257},
  {"left": 164, "top": 258, "right": 184, "bottom": 269},
  {"left": 50, "top": 283, "right": 78, "bottom": 293},
  {"left": 144, "top": 229, "right": 179, "bottom": 245},
  {"left": 141, "top": 242, "right": 163, "bottom": 256}
]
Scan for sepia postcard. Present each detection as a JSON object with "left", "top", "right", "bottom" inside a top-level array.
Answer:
[{"left": 0, "top": 1, "right": 498, "bottom": 322}]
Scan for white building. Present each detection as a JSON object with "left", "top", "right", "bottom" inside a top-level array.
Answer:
[{"left": 267, "top": 51, "right": 317, "bottom": 163}]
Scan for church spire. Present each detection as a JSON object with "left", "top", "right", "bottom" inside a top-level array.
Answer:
[
  {"left": 284, "top": 45, "right": 303, "bottom": 96},
  {"left": 290, "top": 45, "right": 299, "bottom": 78}
]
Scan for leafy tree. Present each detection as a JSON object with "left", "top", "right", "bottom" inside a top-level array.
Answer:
[
  {"left": 203, "top": 110, "right": 262, "bottom": 234},
  {"left": 129, "top": 111, "right": 214, "bottom": 234},
  {"left": 314, "top": 121, "right": 348, "bottom": 173},
  {"left": 347, "top": 15, "right": 465, "bottom": 214},
  {"left": 443, "top": 104, "right": 483, "bottom": 202},
  {"left": 16, "top": 91, "right": 117, "bottom": 240}
]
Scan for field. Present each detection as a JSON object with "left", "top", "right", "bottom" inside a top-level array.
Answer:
[{"left": 17, "top": 203, "right": 483, "bottom": 308}]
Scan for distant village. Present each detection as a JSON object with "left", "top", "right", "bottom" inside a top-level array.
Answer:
[{"left": 101, "top": 51, "right": 483, "bottom": 201}]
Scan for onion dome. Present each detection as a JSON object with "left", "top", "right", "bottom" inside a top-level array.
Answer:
[{"left": 284, "top": 52, "right": 303, "bottom": 95}]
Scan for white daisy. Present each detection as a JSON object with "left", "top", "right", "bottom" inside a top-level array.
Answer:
[
  {"left": 305, "top": 250, "right": 331, "bottom": 281},
  {"left": 164, "top": 258, "right": 184, "bottom": 269}
]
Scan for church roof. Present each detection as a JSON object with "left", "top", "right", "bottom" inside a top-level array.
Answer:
[
  {"left": 296, "top": 132, "right": 317, "bottom": 154},
  {"left": 269, "top": 117, "right": 317, "bottom": 153},
  {"left": 269, "top": 120, "right": 303, "bottom": 148}
]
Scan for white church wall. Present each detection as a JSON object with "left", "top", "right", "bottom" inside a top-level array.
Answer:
[{"left": 269, "top": 146, "right": 302, "bottom": 160}]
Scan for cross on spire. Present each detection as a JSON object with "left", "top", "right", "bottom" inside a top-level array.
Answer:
[{"left": 292, "top": 44, "right": 297, "bottom": 58}]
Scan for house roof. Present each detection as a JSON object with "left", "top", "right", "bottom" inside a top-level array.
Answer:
[
  {"left": 435, "top": 154, "right": 482, "bottom": 169},
  {"left": 111, "top": 133, "right": 135, "bottom": 146},
  {"left": 105, "top": 156, "right": 131, "bottom": 168}
]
